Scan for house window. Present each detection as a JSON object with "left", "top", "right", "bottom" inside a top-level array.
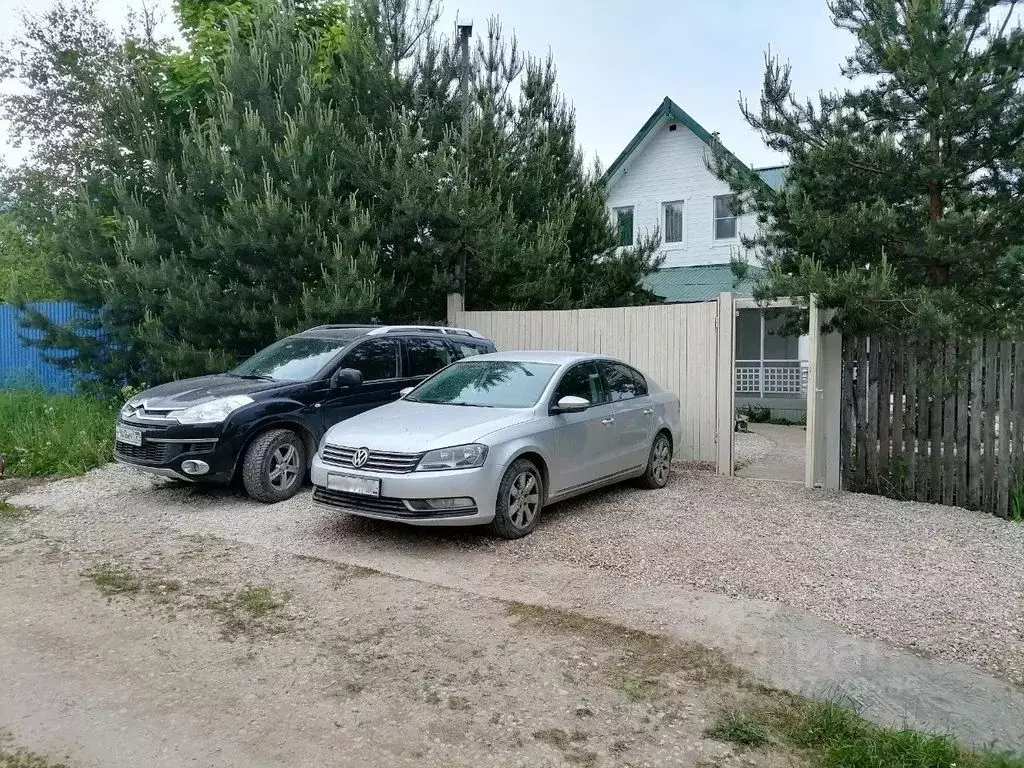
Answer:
[
  {"left": 714, "top": 194, "right": 738, "bottom": 240},
  {"left": 614, "top": 206, "right": 634, "bottom": 247},
  {"left": 663, "top": 201, "right": 684, "bottom": 243}
]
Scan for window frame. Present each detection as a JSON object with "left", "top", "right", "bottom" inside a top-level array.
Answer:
[
  {"left": 549, "top": 361, "right": 608, "bottom": 412},
  {"left": 598, "top": 360, "right": 641, "bottom": 403},
  {"left": 713, "top": 194, "right": 739, "bottom": 241},
  {"left": 613, "top": 206, "right": 634, "bottom": 247},
  {"left": 662, "top": 200, "right": 685, "bottom": 244},
  {"left": 402, "top": 335, "right": 456, "bottom": 379},
  {"left": 628, "top": 366, "right": 649, "bottom": 396},
  {"left": 336, "top": 338, "right": 401, "bottom": 383}
]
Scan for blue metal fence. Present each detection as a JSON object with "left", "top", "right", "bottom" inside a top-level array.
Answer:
[{"left": 0, "top": 301, "right": 94, "bottom": 394}]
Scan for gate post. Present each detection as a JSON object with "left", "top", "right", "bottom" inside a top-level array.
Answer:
[
  {"left": 717, "top": 292, "right": 735, "bottom": 475},
  {"left": 805, "top": 297, "right": 842, "bottom": 489}
]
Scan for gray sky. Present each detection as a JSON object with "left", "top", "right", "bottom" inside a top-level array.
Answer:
[{"left": 0, "top": 0, "right": 856, "bottom": 169}]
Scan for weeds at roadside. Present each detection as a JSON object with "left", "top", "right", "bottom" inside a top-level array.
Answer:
[
  {"left": 0, "top": 390, "right": 117, "bottom": 477},
  {"left": 506, "top": 602, "right": 745, "bottom": 701},
  {"left": 703, "top": 710, "right": 770, "bottom": 748},
  {"left": 0, "top": 735, "right": 70, "bottom": 768},
  {"left": 704, "top": 696, "right": 1024, "bottom": 768},
  {"left": 0, "top": 501, "right": 26, "bottom": 524},
  {"left": 82, "top": 562, "right": 293, "bottom": 640}
]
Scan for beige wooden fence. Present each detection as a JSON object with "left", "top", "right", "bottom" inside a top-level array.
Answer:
[{"left": 448, "top": 297, "right": 723, "bottom": 463}]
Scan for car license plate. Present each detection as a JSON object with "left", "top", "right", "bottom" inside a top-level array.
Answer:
[
  {"left": 327, "top": 473, "right": 381, "bottom": 497},
  {"left": 116, "top": 424, "right": 143, "bottom": 446}
]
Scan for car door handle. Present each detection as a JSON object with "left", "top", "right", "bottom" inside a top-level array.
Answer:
[
  {"left": 642, "top": 408, "right": 653, "bottom": 415},
  {"left": 601, "top": 418, "right": 615, "bottom": 425}
]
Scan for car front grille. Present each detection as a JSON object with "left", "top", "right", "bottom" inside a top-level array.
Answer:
[
  {"left": 115, "top": 441, "right": 174, "bottom": 464},
  {"left": 312, "top": 487, "right": 476, "bottom": 519},
  {"left": 320, "top": 445, "right": 423, "bottom": 473}
]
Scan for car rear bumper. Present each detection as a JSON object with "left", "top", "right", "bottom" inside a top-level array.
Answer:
[{"left": 310, "top": 454, "right": 500, "bottom": 526}]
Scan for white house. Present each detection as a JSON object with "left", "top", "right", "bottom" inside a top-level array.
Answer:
[{"left": 603, "top": 97, "right": 805, "bottom": 420}]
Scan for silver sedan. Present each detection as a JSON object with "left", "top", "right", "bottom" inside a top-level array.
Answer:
[{"left": 310, "top": 351, "right": 681, "bottom": 538}]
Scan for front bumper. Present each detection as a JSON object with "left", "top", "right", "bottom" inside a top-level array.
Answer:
[
  {"left": 310, "top": 453, "right": 502, "bottom": 526},
  {"left": 113, "top": 418, "right": 234, "bottom": 483}
]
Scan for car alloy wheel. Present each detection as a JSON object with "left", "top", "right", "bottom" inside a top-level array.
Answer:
[
  {"left": 651, "top": 436, "right": 671, "bottom": 485},
  {"left": 269, "top": 444, "right": 301, "bottom": 491},
  {"left": 641, "top": 433, "right": 672, "bottom": 489},
  {"left": 507, "top": 470, "right": 540, "bottom": 529}
]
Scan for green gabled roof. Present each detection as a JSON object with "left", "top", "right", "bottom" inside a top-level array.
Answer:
[
  {"left": 643, "top": 264, "right": 763, "bottom": 304},
  {"left": 603, "top": 97, "right": 759, "bottom": 185},
  {"left": 603, "top": 97, "right": 791, "bottom": 192}
]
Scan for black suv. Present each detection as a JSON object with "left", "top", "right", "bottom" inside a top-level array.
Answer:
[{"left": 114, "top": 325, "right": 496, "bottom": 502}]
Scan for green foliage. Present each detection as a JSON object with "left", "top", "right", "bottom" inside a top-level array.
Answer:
[
  {"left": 7, "top": 0, "right": 660, "bottom": 389},
  {"left": 713, "top": 1, "right": 1024, "bottom": 338},
  {"left": 707, "top": 697, "right": 1024, "bottom": 768},
  {"left": 0, "top": 215, "right": 60, "bottom": 302},
  {"left": 0, "top": 390, "right": 116, "bottom": 477}
]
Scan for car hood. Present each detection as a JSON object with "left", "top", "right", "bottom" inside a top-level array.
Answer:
[
  {"left": 133, "top": 374, "right": 286, "bottom": 409},
  {"left": 324, "top": 399, "right": 535, "bottom": 452}
]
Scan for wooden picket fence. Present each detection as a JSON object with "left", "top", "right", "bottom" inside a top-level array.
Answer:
[{"left": 840, "top": 336, "right": 1024, "bottom": 519}]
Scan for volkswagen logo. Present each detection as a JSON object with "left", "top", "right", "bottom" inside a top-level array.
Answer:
[{"left": 351, "top": 447, "right": 370, "bottom": 468}]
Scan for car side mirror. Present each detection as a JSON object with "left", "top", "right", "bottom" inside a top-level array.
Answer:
[
  {"left": 331, "top": 367, "right": 363, "bottom": 389},
  {"left": 553, "top": 395, "right": 589, "bottom": 414},
  {"left": 399, "top": 386, "right": 414, "bottom": 397}
]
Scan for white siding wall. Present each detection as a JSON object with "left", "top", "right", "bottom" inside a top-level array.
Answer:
[{"left": 605, "top": 119, "right": 758, "bottom": 269}]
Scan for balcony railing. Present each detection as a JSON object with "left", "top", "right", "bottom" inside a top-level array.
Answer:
[{"left": 735, "top": 359, "right": 809, "bottom": 397}]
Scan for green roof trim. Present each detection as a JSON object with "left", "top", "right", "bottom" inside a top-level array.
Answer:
[
  {"left": 643, "top": 264, "right": 764, "bottom": 304},
  {"left": 603, "top": 97, "right": 761, "bottom": 185}
]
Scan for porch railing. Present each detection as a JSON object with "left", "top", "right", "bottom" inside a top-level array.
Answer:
[{"left": 735, "top": 359, "right": 809, "bottom": 397}]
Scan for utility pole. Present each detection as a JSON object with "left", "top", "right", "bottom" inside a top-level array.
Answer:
[{"left": 456, "top": 19, "right": 473, "bottom": 299}]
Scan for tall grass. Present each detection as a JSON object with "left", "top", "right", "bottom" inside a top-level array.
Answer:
[{"left": 0, "top": 389, "right": 116, "bottom": 477}]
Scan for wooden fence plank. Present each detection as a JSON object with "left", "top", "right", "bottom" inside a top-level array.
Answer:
[
  {"left": 891, "top": 341, "right": 905, "bottom": 497},
  {"left": 855, "top": 337, "right": 868, "bottom": 490},
  {"left": 867, "top": 336, "right": 880, "bottom": 492},
  {"left": 916, "top": 344, "right": 932, "bottom": 502},
  {"left": 929, "top": 343, "right": 944, "bottom": 503},
  {"left": 984, "top": 338, "right": 998, "bottom": 512},
  {"left": 955, "top": 341, "right": 969, "bottom": 507},
  {"left": 942, "top": 344, "right": 956, "bottom": 506},
  {"left": 878, "top": 338, "right": 892, "bottom": 490},
  {"left": 1014, "top": 342, "right": 1024, "bottom": 516},
  {"left": 905, "top": 346, "right": 918, "bottom": 500},
  {"left": 840, "top": 339, "right": 854, "bottom": 489},
  {"left": 968, "top": 340, "right": 984, "bottom": 509},
  {"left": 997, "top": 340, "right": 1012, "bottom": 518}
]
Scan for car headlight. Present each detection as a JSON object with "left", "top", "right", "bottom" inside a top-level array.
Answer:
[
  {"left": 174, "top": 395, "right": 254, "bottom": 425},
  {"left": 416, "top": 443, "right": 488, "bottom": 471}
]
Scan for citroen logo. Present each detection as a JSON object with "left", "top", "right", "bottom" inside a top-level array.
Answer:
[{"left": 351, "top": 448, "right": 370, "bottom": 468}]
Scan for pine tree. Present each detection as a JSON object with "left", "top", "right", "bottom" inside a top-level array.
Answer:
[{"left": 713, "top": 0, "right": 1024, "bottom": 337}]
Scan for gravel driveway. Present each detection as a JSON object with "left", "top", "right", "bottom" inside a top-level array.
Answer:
[{"left": 9, "top": 463, "right": 1024, "bottom": 689}]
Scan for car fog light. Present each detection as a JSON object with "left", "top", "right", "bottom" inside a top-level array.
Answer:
[
  {"left": 408, "top": 497, "right": 475, "bottom": 511},
  {"left": 181, "top": 460, "right": 210, "bottom": 476}
]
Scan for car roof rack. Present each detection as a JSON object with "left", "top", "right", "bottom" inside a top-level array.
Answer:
[{"left": 365, "top": 325, "right": 485, "bottom": 339}]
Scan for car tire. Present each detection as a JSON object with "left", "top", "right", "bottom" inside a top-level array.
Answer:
[
  {"left": 241, "top": 428, "right": 307, "bottom": 503},
  {"left": 640, "top": 432, "right": 672, "bottom": 489},
  {"left": 489, "top": 458, "right": 544, "bottom": 539}
]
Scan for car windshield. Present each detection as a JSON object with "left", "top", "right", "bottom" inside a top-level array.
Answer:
[
  {"left": 406, "top": 360, "right": 558, "bottom": 408},
  {"left": 230, "top": 336, "right": 357, "bottom": 382}
]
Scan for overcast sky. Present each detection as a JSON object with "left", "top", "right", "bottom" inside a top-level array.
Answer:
[{"left": 0, "top": 0, "right": 857, "bottom": 169}]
